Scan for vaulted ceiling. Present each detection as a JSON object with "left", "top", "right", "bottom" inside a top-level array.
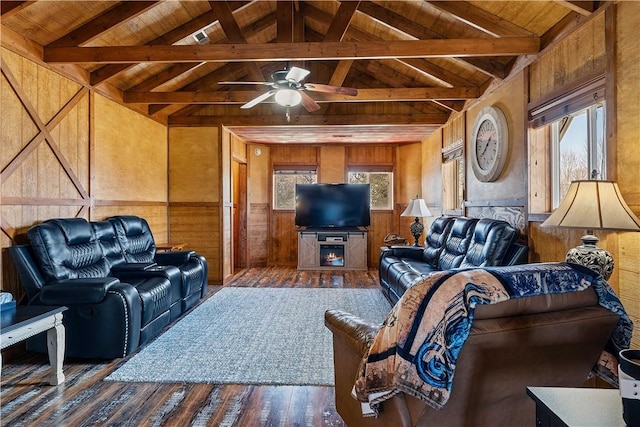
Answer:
[{"left": 0, "top": 1, "right": 602, "bottom": 144}]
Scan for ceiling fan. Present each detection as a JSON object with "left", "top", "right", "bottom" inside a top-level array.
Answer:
[{"left": 219, "top": 66, "right": 358, "bottom": 113}]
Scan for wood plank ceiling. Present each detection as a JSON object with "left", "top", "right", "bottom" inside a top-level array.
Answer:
[{"left": 0, "top": 1, "right": 600, "bottom": 144}]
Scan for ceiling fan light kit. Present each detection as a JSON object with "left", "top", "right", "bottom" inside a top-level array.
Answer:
[
  {"left": 274, "top": 89, "right": 302, "bottom": 107},
  {"left": 220, "top": 66, "right": 357, "bottom": 115}
]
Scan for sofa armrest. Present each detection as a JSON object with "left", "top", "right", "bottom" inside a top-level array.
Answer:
[
  {"left": 155, "top": 250, "right": 195, "bottom": 266},
  {"left": 325, "top": 309, "right": 381, "bottom": 356},
  {"left": 111, "top": 262, "right": 158, "bottom": 272},
  {"left": 389, "top": 245, "right": 424, "bottom": 260},
  {"left": 503, "top": 243, "right": 529, "bottom": 266},
  {"left": 40, "top": 277, "right": 121, "bottom": 305}
]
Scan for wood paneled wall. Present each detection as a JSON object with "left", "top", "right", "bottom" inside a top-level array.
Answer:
[
  {"left": 612, "top": 2, "right": 640, "bottom": 347},
  {"left": 244, "top": 144, "right": 413, "bottom": 268},
  {"left": 247, "top": 144, "right": 270, "bottom": 267},
  {"left": 168, "top": 127, "right": 221, "bottom": 283},
  {"left": 420, "top": 5, "right": 640, "bottom": 347},
  {"left": 465, "top": 73, "right": 527, "bottom": 205},
  {"left": 422, "top": 128, "right": 444, "bottom": 224},
  {"left": 1, "top": 47, "right": 171, "bottom": 299}
]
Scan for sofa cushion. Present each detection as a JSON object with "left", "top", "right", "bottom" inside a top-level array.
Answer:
[
  {"left": 437, "top": 217, "right": 478, "bottom": 270},
  {"left": 422, "top": 217, "right": 454, "bottom": 266},
  {"left": 27, "top": 218, "right": 110, "bottom": 282},
  {"left": 109, "top": 216, "right": 157, "bottom": 263},
  {"left": 92, "top": 220, "right": 127, "bottom": 268},
  {"left": 402, "top": 259, "right": 440, "bottom": 276},
  {"left": 458, "top": 219, "right": 516, "bottom": 268}
]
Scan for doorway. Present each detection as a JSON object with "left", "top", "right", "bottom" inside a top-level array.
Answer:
[{"left": 233, "top": 160, "right": 248, "bottom": 270}]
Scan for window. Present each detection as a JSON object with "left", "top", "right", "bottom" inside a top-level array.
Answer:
[
  {"left": 528, "top": 74, "right": 607, "bottom": 212},
  {"left": 273, "top": 169, "right": 317, "bottom": 210},
  {"left": 348, "top": 171, "right": 393, "bottom": 210},
  {"left": 551, "top": 103, "right": 606, "bottom": 207}
]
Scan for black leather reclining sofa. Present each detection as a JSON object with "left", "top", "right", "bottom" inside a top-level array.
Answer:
[
  {"left": 379, "top": 217, "right": 528, "bottom": 304},
  {"left": 8, "top": 215, "right": 207, "bottom": 359}
]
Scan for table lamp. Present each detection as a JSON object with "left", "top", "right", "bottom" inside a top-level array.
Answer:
[
  {"left": 401, "top": 195, "right": 432, "bottom": 246},
  {"left": 541, "top": 180, "right": 640, "bottom": 279}
]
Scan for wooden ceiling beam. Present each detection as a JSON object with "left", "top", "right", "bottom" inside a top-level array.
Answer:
[
  {"left": 559, "top": 1, "right": 598, "bottom": 16},
  {"left": 47, "top": 1, "right": 159, "bottom": 48},
  {"left": 130, "top": 13, "right": 277, "bottom": 94},
  {"left": 1, "top": 1, "right": 36, "bottom": 19},
  {"left": 426, "top": 1, "right": 536, "bottom": 38},
  {"left": 148, "top": 62, "right": 249, "bottom": 115},
  {"left": 345, "top": 2, "right": 507, "bottom": 80},
  {"left": 277, "top": 1, "right": 294, "bottom": 42},
  {"left": 90, "top": 3, "right": 252, "bottom": 85},
  {"left": 90, "top": 10, "right": 216, "bottom": 85},
  {"left": 125, "top": 87, "right": 479, "bottom": 104},
  {"left": 209, "top": 1, "right": 263, "bottom": 82},
  {"left": 168, "top": 113, "right": 449, "bottom": 126},
  {"left": 324, "top": 1, "right": 360, "bottom": 42},
  {"left": 321, "top": 1, "right": 360, "bottom": 112},
  {"left": 43, "top": 38, "right": 540, "bottom": 64},
  {"left": 397, "top": 58, "right": 475, "bottom": 88},
  {"left": 128, "top": 63, "right": 203, "bottom": 92}
]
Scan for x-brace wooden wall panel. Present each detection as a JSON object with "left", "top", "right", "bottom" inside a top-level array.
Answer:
[{"left": 1, "top": 48, "right": 91, "bottom": 299}]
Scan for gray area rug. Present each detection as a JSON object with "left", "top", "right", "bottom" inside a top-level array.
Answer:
[{"left": 105, "top": 287, "right": 391, "bottom": 386}]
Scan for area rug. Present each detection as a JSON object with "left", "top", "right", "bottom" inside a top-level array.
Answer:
[{"left": 105, "top": 287, "right": 391, "bottom": 386}]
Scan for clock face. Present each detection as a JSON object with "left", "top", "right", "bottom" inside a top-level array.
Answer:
[
  {"left": 471, "top": 106, "right": 509, "bottom": 182},
  {"left": 475, "top": 119, "right": 498, "bottom": 170}
]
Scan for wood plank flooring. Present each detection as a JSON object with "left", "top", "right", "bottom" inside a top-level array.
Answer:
[{"left": 0, "top": 268, "right": 382, "bottom": 427}]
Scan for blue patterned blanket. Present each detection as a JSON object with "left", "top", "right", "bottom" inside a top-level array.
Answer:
[{"left": 354, "top": 262, "right": 632, "bottom": 413}]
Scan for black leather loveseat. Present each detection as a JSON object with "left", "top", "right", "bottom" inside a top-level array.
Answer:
[
  {"left": 379, "top": 217, "right": 528, "bottom": 303},
  {"left": 8, "top": 216, "right": 207, "bottom": 359}
]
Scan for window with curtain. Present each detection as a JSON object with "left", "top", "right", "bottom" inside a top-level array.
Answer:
[
  {"left": 347, "top": 170, "right": 393, "bottom": 210},
  {"left": 528, "top": 74, "right": 606, "bottom": 210},
  {"left": 272, "top": 169, "right": 317, "bottom": 210}
]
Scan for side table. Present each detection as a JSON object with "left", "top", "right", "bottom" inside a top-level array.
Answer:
[
  {"left": 1, "top": 306, "right": 67, "bottom": 385},
  {"left": 526, "top": 386, "right": 625, "bottom": 427},
  {"left": 156, "top": 242, "right": 187, "bottom": 252}
]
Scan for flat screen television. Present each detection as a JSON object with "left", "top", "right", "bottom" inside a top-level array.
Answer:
[{"left": 295, "top": 183, "right": 371, "bottom": 228}]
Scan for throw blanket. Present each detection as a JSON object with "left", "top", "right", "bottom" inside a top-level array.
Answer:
[{"left": 354, "top": 262, "right": 632, "bottom": 414}]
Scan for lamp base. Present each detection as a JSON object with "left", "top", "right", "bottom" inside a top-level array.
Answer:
[
  {"left": 409, "top": 217, "right": 424, "bottom": 247},
  {"left": 565, "top": 234, "right": 614, "bottom": 280}
]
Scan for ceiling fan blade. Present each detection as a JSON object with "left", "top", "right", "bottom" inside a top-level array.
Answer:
[
  {"left": 219, "top": 81, "right": 272, "bottom": 85},
  {"left": 241, "top": 90, "right": 277, "bottom": 109},
  {"left": 304, "top": 83, "right": 358, "bottom": 96},
  {"left": 299, "top": 91, "right": 321, "bottom": 112},
  {"left": 285, "top": 66, "right": 311, "bottom": 83}
]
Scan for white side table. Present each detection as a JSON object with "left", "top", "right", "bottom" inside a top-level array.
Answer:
[{"left": 1, "top": 306, "right": 67, "bottom": 385}]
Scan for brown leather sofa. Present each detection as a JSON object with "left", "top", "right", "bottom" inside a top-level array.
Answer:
[{"left": 325, "top": 287, "right": 619, "bottom": 427}]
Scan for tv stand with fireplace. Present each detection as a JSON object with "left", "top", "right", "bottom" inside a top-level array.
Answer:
[{"left": 297, "top": 228, "right": 368, "bottom": 270}]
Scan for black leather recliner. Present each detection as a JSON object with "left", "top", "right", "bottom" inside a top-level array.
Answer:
[
  {"left": 9, "top": 218, "right": 176, "bottom": 359},
  {"left": 91, "top": 220, "right": 183, "bottom": 321},
  {"left": 9, "top": 216, "right": 209, "bottom": 359},
  {"left": 108, "top": 215, "right": 208, "bottom": 312},
  {"left": 379, "top": 217, "right": 529, "bottom": 303}
]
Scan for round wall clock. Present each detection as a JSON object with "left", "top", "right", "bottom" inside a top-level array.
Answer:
[{"left": 470, "top": 106, "right": 509, "bottom": 182}]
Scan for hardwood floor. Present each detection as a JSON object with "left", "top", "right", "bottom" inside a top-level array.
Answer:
[{"left": 0, "top": 268, "right": 382, "bottom": 426}]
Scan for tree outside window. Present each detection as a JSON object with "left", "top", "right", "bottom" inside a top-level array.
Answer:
[
  {"left": 552, "top": 103, "right": 605, "bottom": 208},
  {"left": 348, "top": 171, "right": 393, "bottom": 210},
  {"left": 273, "top": 171, "right": 317, "bottom": 210}
]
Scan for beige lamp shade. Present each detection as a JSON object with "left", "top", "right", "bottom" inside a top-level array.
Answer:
[
  {"left": 541, "top": 180, "right": 640, "bottom": 280},
  {"left": 541, "top": 181, "right": 640, "bottom": 231},
  {"left": 401, "top": 197, "right": 432, "bottom": 218}
]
